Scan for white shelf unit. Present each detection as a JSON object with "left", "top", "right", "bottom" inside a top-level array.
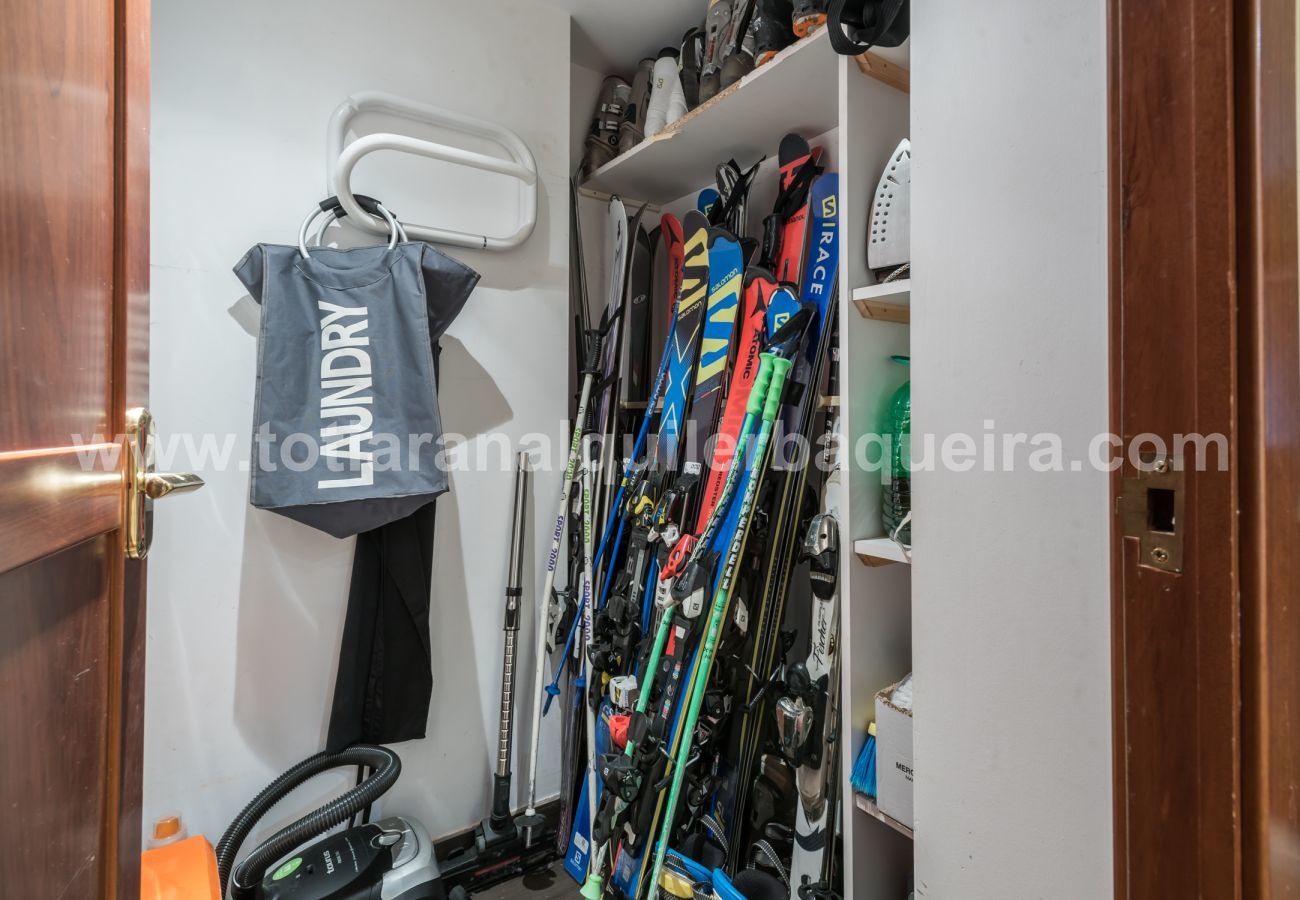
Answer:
[
  {"left": 577, "top": 28, "right": 914, "bottom": 900},
  {"left": 837, "top": 54, "right": 914, "bottom": 899}
]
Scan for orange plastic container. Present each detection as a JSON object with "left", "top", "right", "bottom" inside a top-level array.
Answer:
[{"left": 140, "top": 833, "right": 220, "bottom": 900}]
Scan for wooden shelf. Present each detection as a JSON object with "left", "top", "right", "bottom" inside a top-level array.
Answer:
[
  {"left": 582, "top": 28, "right": 908, "bottom": 203},
  {"left": 854, "top": 537, "right": 910, "bottom": 567},
  {"left": 854, "top": 793, "right": 914, "bottom": 840},
  {"left": 852, "top": 279, "right": 911, "bottom": 324}
]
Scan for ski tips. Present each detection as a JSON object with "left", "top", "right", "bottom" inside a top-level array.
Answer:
[
  {"left": 765, "top": 303, "right": 815, "bottom": 357},
  {"left": 698, "top": 187, "right": 721, "bottom": 217},
  {"left": 683, "top": 208, "right": 711, "bottom": 234},
  {"left": 778, "top": 132, "right": 811, "bottom": 165},
  {"left": 706, "top": 224, "right": 741, "bottom": 245}
]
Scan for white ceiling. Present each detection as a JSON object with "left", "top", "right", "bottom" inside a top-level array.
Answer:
[{"left": 544, "top": 0, "right": 706, "bottom": 74}]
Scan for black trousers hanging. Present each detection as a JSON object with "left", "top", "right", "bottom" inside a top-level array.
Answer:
[
  {"left": 325, "top": 498, "right": 437, "bottom": 751},
  {"left": 326, "top": 344, "right": 443, "bottom": 752}
]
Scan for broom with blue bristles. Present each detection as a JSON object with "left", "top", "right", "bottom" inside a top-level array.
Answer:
[{"left": 850, "top": 721, "right": 878, "bottom": 798}]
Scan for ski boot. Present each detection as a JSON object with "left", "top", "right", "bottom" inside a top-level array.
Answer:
[
  {"left": 680, "top": 27, "right": 705, "bottom": 110},
  {"left": 753, "top": 0, "right": 795, "bottom": 66},
  {"left": 699, "top": 0, "right": 735, "bottom": 103},
  {"left": 748, "top": 753, "right": 797, "bottom": 835},
  {"left": 743, "top": 822, "right": 795, "bottom": 896},
  {"left": 676, "top": 832, "right": 728, "bottom": 872},
  {"left": 717, "top": 0, "right": 758, "bottom": 90},
  {"left": 716, "top": 867, "right": 789, "bottom": 900},
  {"left": 645, "top": 47, "right": 688, "bottom": 139},
  {"left": 581, "top": 76, "right": 629, "bottom": 179},
  {"left": 619, "top": 57, "right": 654, "bottom": 154},
  {"left": 792, "top": 0, "right": 830, "bottom": 37},
  {"left": 719, "top": 12, "right": 756, "bottom": 90}
]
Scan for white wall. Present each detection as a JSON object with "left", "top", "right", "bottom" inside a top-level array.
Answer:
[
  {"left": 571, "top": 60, "right": 606, "bottom": 171},
  {"left": 147, "top": 0, "right": 571, "bottom": 844},
  {"left": 911, "top": 2, "right": 1112, "bottom": 898}
]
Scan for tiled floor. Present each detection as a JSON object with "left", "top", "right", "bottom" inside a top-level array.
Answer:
[{"left": 476, "top": 867, "right": 581, "bottom": 898}]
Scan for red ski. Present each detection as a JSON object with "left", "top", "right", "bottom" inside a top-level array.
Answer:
[{"left": 770, "top": 133, "right": 824, "bottom": 285}]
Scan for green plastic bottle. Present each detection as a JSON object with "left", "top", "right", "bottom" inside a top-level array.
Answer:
[{"left": 882, "top": 355, "right": 911, "bottom": 543}]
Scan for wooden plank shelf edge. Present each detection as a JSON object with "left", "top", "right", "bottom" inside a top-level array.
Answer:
[
  {"left": 854, "top": 537, "right": 911, "bottom": 566},
  {"left": 852, "top": 278, "right": 911, "bottom": 324},
  {"left": 855, "top": 299, "right": 910, "bottom": 324},
  {"left": 576, "top": 184, "right": 662, "bottom": 211},
  {"left": 854, "top": 793, "right": 915, "bottom": 840}
]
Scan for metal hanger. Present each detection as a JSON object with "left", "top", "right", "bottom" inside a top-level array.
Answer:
[{"left": 326, "top": 91, "right": 538, "bottom": 251}]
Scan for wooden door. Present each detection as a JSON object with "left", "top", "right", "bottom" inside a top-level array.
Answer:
[
  {"left": 0, "top": 0, "right": 151, "bottom": 896},
  {"left": 1111, "top": 0, "right": 1300, "bottom": 896},
  {"left": 1236, "top": 0, "right": 1300, "bottom": 895},
  {"left": 1109, "top": 2, "right": 1241, "bottom": 895}
]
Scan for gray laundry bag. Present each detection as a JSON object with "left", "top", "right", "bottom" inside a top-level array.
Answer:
[{"left": 233, "top": 212, "right": 479, "bottom": 538}]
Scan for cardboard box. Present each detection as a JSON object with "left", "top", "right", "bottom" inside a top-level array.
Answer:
[{"left": 875, "top": 680, "right": 914, "bottom": 828}]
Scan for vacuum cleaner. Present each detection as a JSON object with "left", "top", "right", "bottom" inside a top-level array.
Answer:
[{"left": 214, "top": 744, "right": 459, "bottom": 900}]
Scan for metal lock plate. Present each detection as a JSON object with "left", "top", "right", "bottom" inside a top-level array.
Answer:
[{"left": 1119, "top": 454, "right": 1185, "bottom": 573}]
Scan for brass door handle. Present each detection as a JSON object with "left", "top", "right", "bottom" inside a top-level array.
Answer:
[
  {"left": 124, "top": 408, "right": 204, "bottom": 559},
  {"left": 142, "top": 471, "right": 205, "bottom": 500}
]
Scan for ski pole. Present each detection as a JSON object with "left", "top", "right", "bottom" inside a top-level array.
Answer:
[
  {"left": 521, "top": 354, "right": 597, "bottom": 843},
  {"left": 647, "top": 323, "right": 805, "bottom": 895},
  {"left": 580, "top": 553, "right": 685, "bottom": 898},
  {"left": 582, "top": 436, "right": 602, "bottom": 838},
  {"left": 488, "top": 453, "right": 529, "bottom": 834},
  {"left": 590, "top": 295, "right": 676, "bottom": 587},
  {"left": 541, "top": 306, "right": 680, "bottom": 713},
  {"left": 668, "top": 288, "right": 807, "bottom": 607},
  {"left": 640, "top": 557, "right": 659, "bottom": 635}
]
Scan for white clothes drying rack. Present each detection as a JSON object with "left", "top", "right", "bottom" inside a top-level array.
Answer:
[{"left": 326, "top": 91, "right": 538, "bottom": 251}]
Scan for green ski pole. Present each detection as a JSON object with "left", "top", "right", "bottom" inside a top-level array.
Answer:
[{"left": 645, "top": 318, "right": 805, "bottom": 896}]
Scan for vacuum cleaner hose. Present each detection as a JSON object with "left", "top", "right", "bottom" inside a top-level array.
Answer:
[{"left": 215, "top": 744, "right": 401, "bottom": 900}]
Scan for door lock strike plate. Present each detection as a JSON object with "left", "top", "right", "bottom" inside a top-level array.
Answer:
[{"left": 1119, "top": 455, "right": 1184, "bottom": 574}]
